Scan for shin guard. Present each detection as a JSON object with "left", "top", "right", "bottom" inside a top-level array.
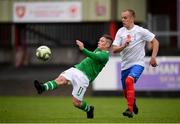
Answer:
[{"left": 125, "top": 76, "right": 135, "bottom": 112}]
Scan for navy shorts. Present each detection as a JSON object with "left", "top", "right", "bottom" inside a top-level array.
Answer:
[{"left": 121, "top": 65, "right": 144, "bottom": 89}]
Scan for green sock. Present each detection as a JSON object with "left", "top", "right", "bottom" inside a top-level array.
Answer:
[
  {"left": 43, "top": 80, "right": 58, "bottom": 91},
  {"left": 79, "top": 101, "right": 90, "bottom": 112}
]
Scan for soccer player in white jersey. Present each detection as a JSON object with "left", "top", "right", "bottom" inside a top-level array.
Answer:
[{"left": 112, "top": 9, "right": 159, "bottom": 118}]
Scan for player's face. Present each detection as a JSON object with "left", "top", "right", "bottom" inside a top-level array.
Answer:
[
  {"left": 97, "top": 37, "right": 110, "bottom": 50},
  {"left": 121, "top": 11, "right": 134, "bottom": 29}
]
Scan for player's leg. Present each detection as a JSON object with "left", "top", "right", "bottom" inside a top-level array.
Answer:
[
  {"left": 130, "top": 65, "right": 144, "bottom": 115},
  {"left": 121, "top": 69, "right": 131, "bottom": 114},
  {"left": 72, "top": 97, "right": 94, "bottom": 119},
  {"left": 34, "top": 75, "right": 68, "bottom": 94},
  {"left": 70, "top": 68, "right": 93, "bottom": 119},
  {"left": 72, "top": 84, "right": 94, "bottom": 119},
  {"left": 124, "top": 65, "right": 144, "bottom": 117},
  {"left": 123, "top": 76, "right": 134, "bottom": 118},
  {"left": 121, "top": 69, "right": 133, "bottom": 118},
  {"left": 34, "top": 69, "right": 71, "bottom": 94},
  {"left": 121, "top": 69, "right": 130, "bottom": 99}
]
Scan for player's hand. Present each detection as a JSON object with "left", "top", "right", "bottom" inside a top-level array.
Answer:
[
  {"left": 124, "top": 35, "right": 132, "bottom": 47},
  {"left": 149, "top": 57, "right": 158, "bottom": 67},
  {"left": 76, "top": 40, "right": 84, "bottom": 50},
  {"left": 124, "top": 42, "right": 130, "bottom": 47}
]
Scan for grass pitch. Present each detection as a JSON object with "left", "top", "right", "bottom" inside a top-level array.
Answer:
[{"left": 0, "top": 96, "right": 180, "bottom": 123}]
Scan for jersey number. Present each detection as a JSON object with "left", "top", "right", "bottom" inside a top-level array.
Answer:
[{"left": 77, "top": 87, "right": 84, "bottom": 96}]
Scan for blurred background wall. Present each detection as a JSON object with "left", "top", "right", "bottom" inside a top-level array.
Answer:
[{"left": 0, "top": 0, "right": 180, "bottom": 97}]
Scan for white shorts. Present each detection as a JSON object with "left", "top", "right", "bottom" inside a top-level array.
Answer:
[{"left": 60, "top": 67, "right": 89, "bottom": 101}]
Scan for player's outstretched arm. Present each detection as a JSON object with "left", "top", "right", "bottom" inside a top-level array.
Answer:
[
  {"left": 76, "top": 40, "right": 108, "bottom": 63},
  {"left": 76, "top": 40, "right": 84, "bottom": 50}
]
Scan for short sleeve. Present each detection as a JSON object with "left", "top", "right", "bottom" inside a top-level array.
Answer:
[
  {"left": 141, "top": 28, "right": 155, "bottom": 42},
  {"left": 113, "top": 29, "right": 122, "bottom": 46}
]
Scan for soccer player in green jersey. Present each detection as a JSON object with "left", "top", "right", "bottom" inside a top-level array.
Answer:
[{"left": 34, "top": 34, "right": 113, "bottom": 119}]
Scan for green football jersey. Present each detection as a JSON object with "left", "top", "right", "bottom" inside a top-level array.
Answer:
[{"left": 75, "top": 48, "right": 109, "bottom": 82}]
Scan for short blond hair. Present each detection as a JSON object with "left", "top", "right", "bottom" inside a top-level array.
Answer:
[{"left": 123, "top": 9, "right": 136, "bottom": 18}]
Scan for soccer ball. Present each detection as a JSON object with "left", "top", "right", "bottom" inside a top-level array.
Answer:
[{"left": 36, "top": 45, "right": 51, "bottom": 61}]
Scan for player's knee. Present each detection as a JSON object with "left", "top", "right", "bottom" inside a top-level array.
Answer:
[
  {"left": 55, "top": 76, "right": 68, "bottom": 85},
  {"left": 72, "top": 98, "right": 81, "bottom": 108},
  {"left": 73, "top": 101, "right": 81, "bottom": 107},
  {"left": 125, "top": 76, "right": 134, "bottom": 86}
]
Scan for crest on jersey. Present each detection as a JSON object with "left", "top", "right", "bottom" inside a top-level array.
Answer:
[{"left": 16, "top": 6, "right": 26, "bottom": 18}]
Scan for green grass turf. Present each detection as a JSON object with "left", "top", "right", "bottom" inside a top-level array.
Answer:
[{"left": 0, "top": 96, "right": 180, "bottom": 123}]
